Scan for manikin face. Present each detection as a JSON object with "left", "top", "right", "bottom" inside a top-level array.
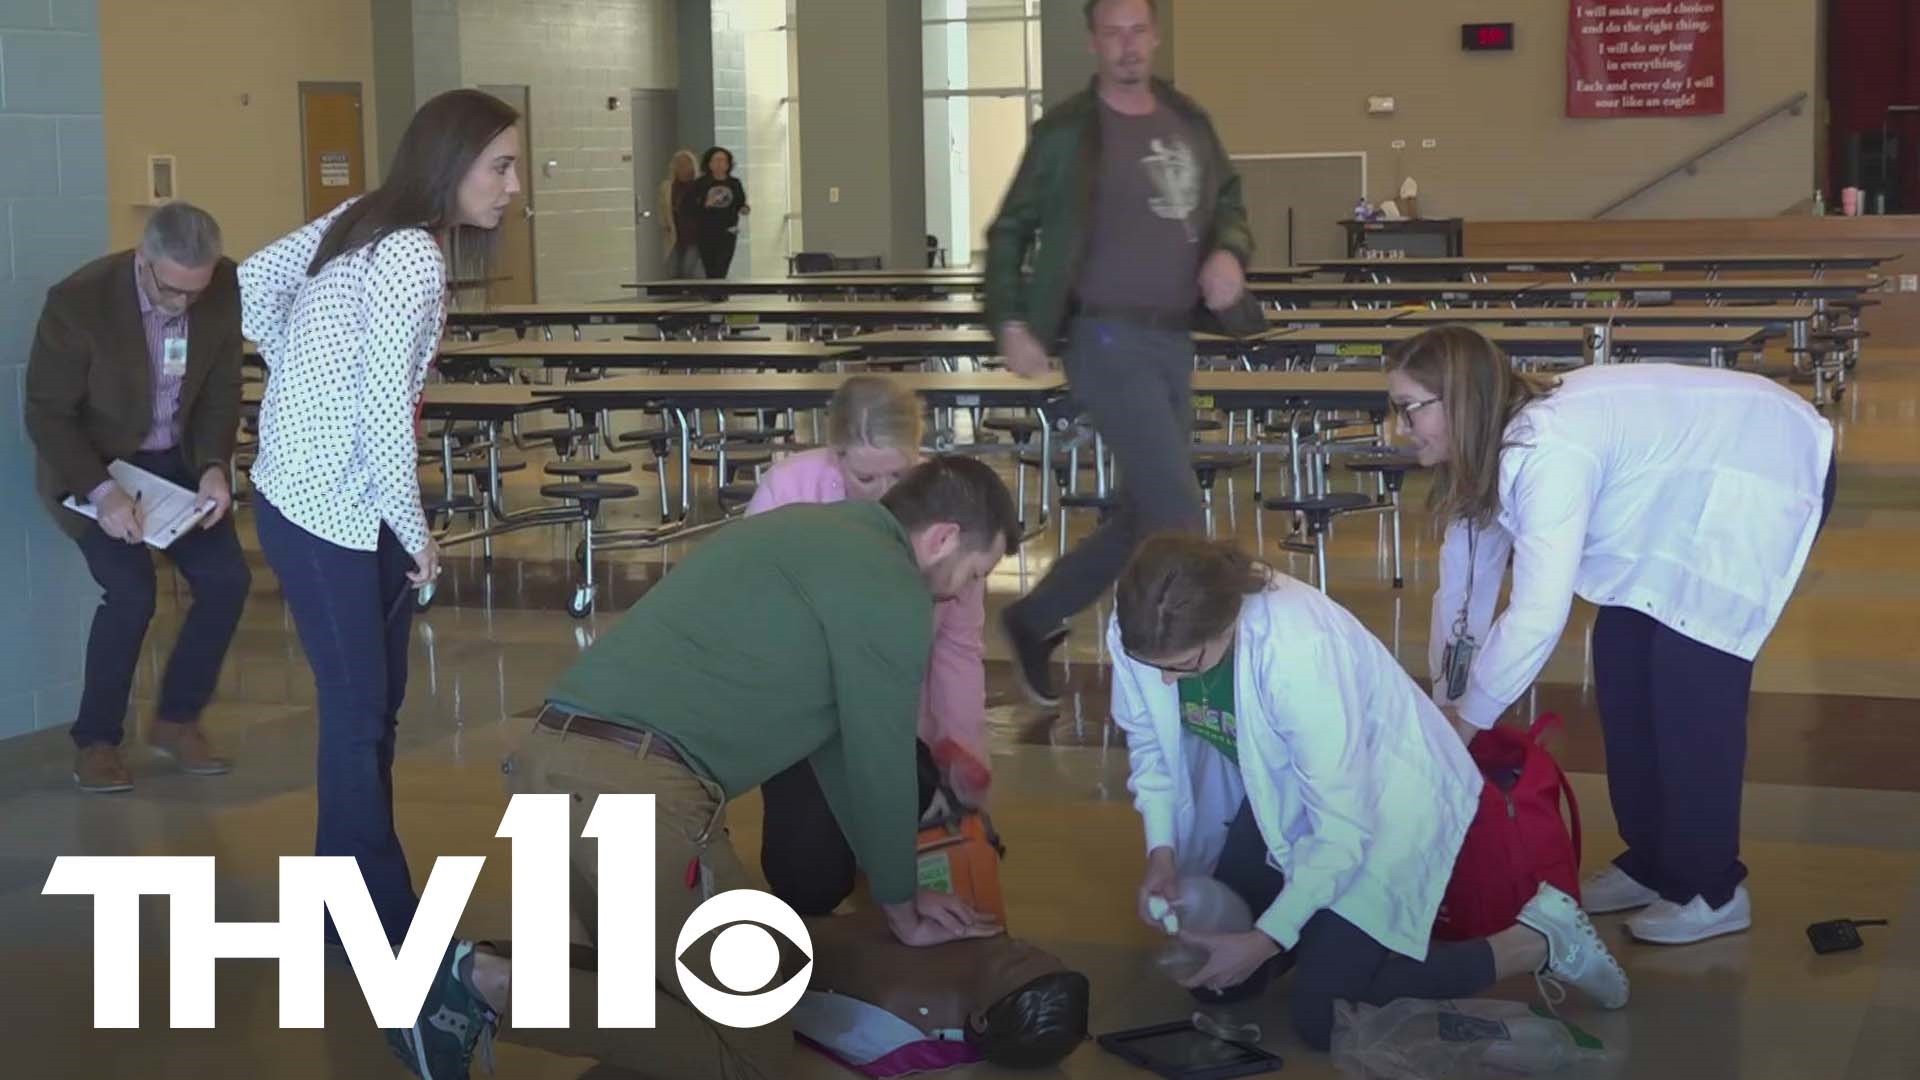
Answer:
[
  {"left": 455, "top": 125, "right": 523, "bottom": 230},
  {"left": 1387, "top": 368, "right": 1452, "bottom": 467}
]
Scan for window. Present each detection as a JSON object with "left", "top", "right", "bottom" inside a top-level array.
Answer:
[{"left": 922, "top": 0, "right": 1042, "bottom": 268}]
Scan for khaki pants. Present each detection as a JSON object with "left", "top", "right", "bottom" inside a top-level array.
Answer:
[{"left": 499, "top": 722, "right": 793, "bottom": 1080}]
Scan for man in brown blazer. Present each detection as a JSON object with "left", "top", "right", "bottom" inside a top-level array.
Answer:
[{"left": 25, "top": 202, "right": 250, "bottom": 793}]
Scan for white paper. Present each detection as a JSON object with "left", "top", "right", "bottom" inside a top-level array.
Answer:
[{"left": 63, "top": 460, "right": 216, "bottom": 550}]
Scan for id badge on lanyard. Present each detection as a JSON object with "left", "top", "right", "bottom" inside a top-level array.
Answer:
[
  {"left": 162, "top": 335, "right": 188, "bottom": 378},
  {"left": 1441, "top": 525, "right": 1479, "bottom": 700}
]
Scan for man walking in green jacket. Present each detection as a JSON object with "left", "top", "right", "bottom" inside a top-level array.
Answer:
[
  {"left": 390, "top": 458, "right": 1021, "bottom": 1080},
  {"left": 987, "top": 0, "right": 1255, "bottom": 704}
]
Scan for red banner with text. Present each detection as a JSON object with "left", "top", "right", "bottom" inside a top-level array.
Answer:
[{"left": 1567, "top": 1, "right": 1725, "bottom": 118}]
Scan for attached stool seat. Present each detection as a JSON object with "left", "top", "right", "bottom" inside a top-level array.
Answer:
[
  {"left": 1340, "top": 448, "right": 1423, "bottom": 588},
  {"left": 717, "top": 483, "right": 758, "bottom": 514},
  {"left": 543, "top": 460, "right": 634, "bottom": 480},
  {"left": 539, "top": 480, "right": 642, "bottom": 620},
  {"left": 518, "top": 422, "right": 597, "bottom": 457},
  {"left": 1261, "top": 490, "right": 1376, "bottom": 592},
  {"left": 983, "top": 416, "right": 1042, "bottom": 444},
  {"left": 1192, "top": 449, "right": 1252, "bottom": 536}
]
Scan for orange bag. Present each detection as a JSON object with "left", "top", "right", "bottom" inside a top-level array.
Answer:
[{"left": 916, "top": 810, "right": 1007, "bottom": 925}]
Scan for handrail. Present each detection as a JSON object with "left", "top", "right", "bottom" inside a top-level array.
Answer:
[{"left": 1593, "top": 92, "right": 1810, "bottom": 219}]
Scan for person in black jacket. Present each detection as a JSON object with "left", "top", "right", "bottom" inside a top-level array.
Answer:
[{"left": 690, "top": 145, "right": 750, "bottom": 278}]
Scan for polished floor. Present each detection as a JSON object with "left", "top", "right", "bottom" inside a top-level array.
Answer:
[{"left": 3, "top": 352, "right": 1918, "bottom": 1079}]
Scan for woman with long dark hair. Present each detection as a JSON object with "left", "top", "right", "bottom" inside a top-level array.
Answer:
[
  {"left": 1387, "top": 325, "right": 1835, "bottom": 946},
  {"left": 239, "top": 88, "right": 520, "bottom": 1077},
  {"left": 689, "top": 145, "right": 749, "bottom": 278}
]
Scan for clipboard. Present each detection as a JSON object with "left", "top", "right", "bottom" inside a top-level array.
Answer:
[{"left": 63, "top": 460, "right": 217, "bottom": 550}]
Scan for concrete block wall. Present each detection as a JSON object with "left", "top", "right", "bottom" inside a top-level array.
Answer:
[
  {"left": 458, "top": 0, "right": 675, "bottom": 301},
  {"left": 0, "top": 0, "right": 107, "bottom": 739}
]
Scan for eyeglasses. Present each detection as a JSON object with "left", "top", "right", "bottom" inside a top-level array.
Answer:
[
  {"left": 1124, "top": 646, "right": 1211, "bottom": 675},
  {"left": 1391, "top": 397, "right": 1441, "bottom": 424},
  {"left": 140, "top": 258, "right": 206, "bottom": 304}
]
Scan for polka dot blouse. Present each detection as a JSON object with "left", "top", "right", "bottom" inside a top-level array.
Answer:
[{"left": 239, "top": 199, "right": 446, "bottom": 555}]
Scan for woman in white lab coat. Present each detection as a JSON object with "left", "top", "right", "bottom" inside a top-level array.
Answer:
[
  {"left": 1387, "top": 325, "right": 1836, "bottom": 947},
  {"left": 1112, "top": 535, "right": 1628, "bottom": 1051}
]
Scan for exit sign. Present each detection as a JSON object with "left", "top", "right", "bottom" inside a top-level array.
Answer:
[{"left": 1462, "top": 22, "right": 1515, "bottom": 51}]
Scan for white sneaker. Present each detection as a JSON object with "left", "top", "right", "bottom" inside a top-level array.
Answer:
[
  {"left": 1581, "top": 865, "right": 1659, "bottom": 914},
  {"left": 1627, "top": 885, "right": 1751, "bottom": 945},
  {"left": 1517, "top": 883, "right": 1630, "bottom": 1010}
]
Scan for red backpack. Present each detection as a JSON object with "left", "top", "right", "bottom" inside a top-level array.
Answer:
[{"left": 1433, "top": 713, "right": 1583, "bottom": 942}]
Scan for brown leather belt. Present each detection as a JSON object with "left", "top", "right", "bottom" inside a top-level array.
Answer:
[{"left": 536, "top": 704, "right": 689, "bottom": 767}]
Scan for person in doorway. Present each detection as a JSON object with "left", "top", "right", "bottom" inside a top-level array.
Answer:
[
  {"left": 690, "top": 145, "right": 749, "bottom": 279},
  {"left": 659, "top": 148, "right": 702, "bottom": 279},
  {"left": 1388, "top": 325, "right": 1836, "bottom": 946},
  {"left": 410, "top": 457, "right": 1020, "bottom": 1080},
  {"left": 747, "top": 376, "right": 994, "bottom": 915},
  {"left": 986, "top": 0, "right": 1258, "bottom": 705},
  {"left": 1113, "top": 535, "right": 1630, "bottom": 1050},
  {"left": 25, "top": 201, "right": 250, "bottom": 793},
  {"left": 237, "top": 88, "right": 522, "bottom": 1075}
]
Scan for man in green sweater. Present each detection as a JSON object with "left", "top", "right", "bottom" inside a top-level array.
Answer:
[{"left": 395, "top": 457, "right": 1021, "bottom": 1080}]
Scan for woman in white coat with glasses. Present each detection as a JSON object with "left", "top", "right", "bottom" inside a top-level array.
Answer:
[
  {"left": 1386, "top": 325, "right": 1835, "bottom": 947},
  {"left": 1111, "top": 535, "right": 1628, "bottom": 1051}
]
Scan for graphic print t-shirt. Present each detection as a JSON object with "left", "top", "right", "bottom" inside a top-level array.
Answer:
[
  {"left": 693, "top": 176, "right": 748, "bottom": 234},
  {"left": 1075, "top": 103, "right": 1207, "bottom": 313}
]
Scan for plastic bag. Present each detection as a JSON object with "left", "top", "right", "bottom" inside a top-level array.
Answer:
[
  {"left": 1331, "top": 998, "right": 1618, "bottom": 1078},
  {"left": 1149, "top": 877, "right": 1252, "bottom": 984}
]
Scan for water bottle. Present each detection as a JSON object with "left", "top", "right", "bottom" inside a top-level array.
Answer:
[{"left": 1151, "top": 877, "right": 1253, "bottom": 983}]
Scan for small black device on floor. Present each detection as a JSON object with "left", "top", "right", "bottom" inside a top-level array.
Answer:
[
  {"left": 1807, "top": 918, "right": 1888, "bottom": 955},
  {"left": 1096, "top": 1018, "right": 1283, "bottom": 1079}
]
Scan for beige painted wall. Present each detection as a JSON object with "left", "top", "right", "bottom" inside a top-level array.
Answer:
[
  {"left": 1174, "top": 0, "right": 1819, "bottom": 221},
  {"left": 459, "top": 0, "right": 675, "bottom": 301},
  {"left": 101, "top": 0, "right": 378, "bottom": 259}
]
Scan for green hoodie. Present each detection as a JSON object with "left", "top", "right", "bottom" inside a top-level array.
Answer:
[{"left": 984, "top": 77, "right": 1254, "bottom": 345}]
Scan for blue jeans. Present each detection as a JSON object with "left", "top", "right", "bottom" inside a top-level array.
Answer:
[
  {"left": 254, "top": 496, "right": 419, "bottom": 946},
  {"left": 72, "top": 450, "right": 251, "bottom": 747}
]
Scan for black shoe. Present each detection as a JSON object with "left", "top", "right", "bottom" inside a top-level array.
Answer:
[{"left": 1001, "top": 609, "right": 1066, "bottom": 707}]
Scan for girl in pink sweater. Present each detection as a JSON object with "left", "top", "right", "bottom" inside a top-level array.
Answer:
[{"left": 747, "top": 376, "right": 994, "bottom": 913}]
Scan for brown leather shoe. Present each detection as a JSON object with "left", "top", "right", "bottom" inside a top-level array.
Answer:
[
  {"left": 148, "top": 721, "right": 234, "bottom": 776},
  {"left": 74, "top": 746, "right": 134, "bottom": 794}
]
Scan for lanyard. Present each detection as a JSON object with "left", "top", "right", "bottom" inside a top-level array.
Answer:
[{"left": 1443, "top": 525, "right": 1479, "bottom": 700}]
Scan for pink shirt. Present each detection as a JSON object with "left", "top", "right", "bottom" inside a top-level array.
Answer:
[{"left": 747, "top": 449, "right": 993, "bottom": 804}]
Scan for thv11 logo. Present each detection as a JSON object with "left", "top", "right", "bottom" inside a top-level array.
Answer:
[{"left": 42, "top": 794, "right": 812, "bottom": 1030}]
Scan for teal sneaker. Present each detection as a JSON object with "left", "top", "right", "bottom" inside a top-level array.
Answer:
[{"left": 384, "top": 940, "right": 499, "bottom": 1079}]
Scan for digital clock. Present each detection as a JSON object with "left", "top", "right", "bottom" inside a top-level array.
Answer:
[{"left": 1461, "top": 22, "right": 1515, "bottom": 51}]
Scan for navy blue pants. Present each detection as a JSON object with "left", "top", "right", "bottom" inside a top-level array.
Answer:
[
  {"left": 1210, "top": 800, "right": 1495, "bottom": 1050},
  {"left": 72, "top": 450, "right": 251, "bottom": 748},
  {"left": 1593, "top": 453, "right": 1837, "bottom": 908},
  {"left": 255, "top": 496, "right": 419, "bottom": 946}
]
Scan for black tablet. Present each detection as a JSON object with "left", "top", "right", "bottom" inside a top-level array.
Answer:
[{"left": 1096, "top": 1019, "right": 1284, "bottom": 1079}]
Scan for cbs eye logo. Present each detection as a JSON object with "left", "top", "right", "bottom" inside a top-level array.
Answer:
[{"left": 674, "top": 890, "right": 815, "bottom": 1027}]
